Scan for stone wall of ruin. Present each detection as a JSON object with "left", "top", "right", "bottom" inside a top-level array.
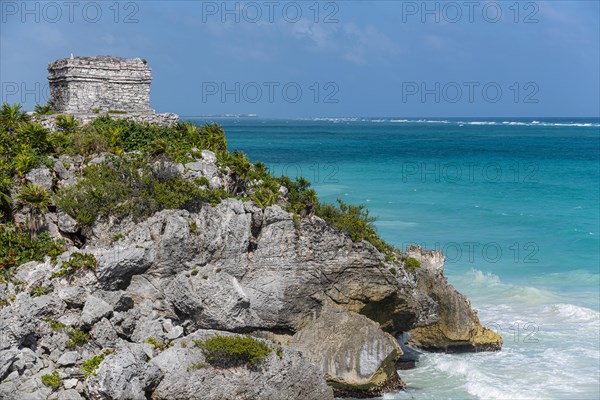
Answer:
[{"left": 48, "top": 56, "right": 152, "bottom": 113}]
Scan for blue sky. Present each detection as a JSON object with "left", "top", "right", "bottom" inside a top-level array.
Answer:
[{"left": 1, "top": 0, "right": 599, "bottom": 118}]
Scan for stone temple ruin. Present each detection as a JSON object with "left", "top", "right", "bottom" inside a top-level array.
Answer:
[
  {"left": 39, "top": 56, "right": 178, "bottom": 126},
  {"left": 48, "top": 56, "right": 152, "bottom": 114}
]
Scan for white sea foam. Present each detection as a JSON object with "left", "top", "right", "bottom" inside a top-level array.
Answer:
[
  {"left": 547, "top": 303, "right": 600, "bottom": 322},
  {"left": 300, "top": 118, "right": 600, "bottom": 127}
]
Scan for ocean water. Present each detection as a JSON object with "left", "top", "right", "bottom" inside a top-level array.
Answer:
[{"left": 191, "top": 117, "right": 600, "bottom": 399}]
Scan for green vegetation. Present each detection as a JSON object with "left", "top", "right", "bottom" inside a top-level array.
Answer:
[
  {"left": 405, "top": 257, "right": 421, "bottom": 271},
  {"left": 82, "top": 350, "right": 112, "bottom": 378},
  {"left": 188, "top": 221, "right": 198, "bottom": 234},
  {"left": 65, "top": 328, "right": 90, "bottom": 349},
  {"left": 33, "top": 101, "right": 55, "bottom": 116},
  {"left": 188, "top": 362, "right": 208, "bottom": 371},
  {"left": 315, "top": 199, "right": 396, "bottom": 261},
  {"left": 113, "top": 233, "right": 125, "bottom": 241},
  {"left": 1, "top": 103, "right": 399, "bottom": 272},
  {"left": 389, "top": 267, "right": 397, "bottom": 275},
  {"left": 0, "top": 226, "right": 64, "bottom": 281},
  {"left": 193, "top": 334, "right": 273, "bottom": 369},
  {"left": 55, "top": 114, "right": 79, "bottom": 135},
  {"left": 146, "top": 336, "right": 173, "bottom": 351},
  {"left": 55, "top": 157, "right": 231, "bottom": 225},
  {"left": 44, "top": 317, "right": 68, "bottom": 332},
  {"left": 40, "top": 371, "right": 61, "bottom": 390},
  {"left": 0, "top": 103, "right": 30, "bottom": 131},
  {"left": 44, "top": 317, "right": 90, "bottom": 348},
  {"left": 30, "top": 286, "right": 50, "bottom": 297},
  {"left": 17, "top": 183, "right": 52, "bottom": 235},
  {"left": 52, "top": 252, "right": 97, "bottom": 279}
]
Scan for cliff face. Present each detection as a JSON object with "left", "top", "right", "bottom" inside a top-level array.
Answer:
[
  {"left": 406, "top": 247, "right": 503, "bottom": 352},
  {"left": 0, "top": 148, "right": 501, "bottom": 399}
]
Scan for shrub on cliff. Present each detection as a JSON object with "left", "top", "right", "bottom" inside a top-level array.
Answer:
[
  {"left": 17, "top": 183, "right": 52, "bottom": 235},
  {"left": 316, "top": 199, "right": 396, "bottom": 261},
  {"left": 55, "top": 114, "right": 79, "bottom": 134},
  {"left": 40, "top": 371, "right": 61, "bottom": 390},
  {"left": 33, "top": 101, "right": 55, "bottom": 116},
  {"left": 55, "top": 156, "right": 230, "bottom": 225},
  {"left": 87, "top": 117, "right": 228, "bottom": 161},
  {"left": 0, "top": 103, "right": 30, "bottom": 131},
  {"left": 0, "top": 107, "right": 398, "bottom": 267},
  {"left": 0, "top": 225, "right": 64, "bottom": 281},
  {"left": 193, "top": 334, "right": 272, "bottom": 369},
  {"left": 405, "top": 257, "right": 421, "bottom": 271}
]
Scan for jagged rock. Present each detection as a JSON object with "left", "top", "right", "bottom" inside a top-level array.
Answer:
[
  {"left": 91, "top": 318, "right": 120, "bottom": 348},
  {"left": 13, "top": 367, "right": 55, "bottom": 399},
  {"left": 0, "top": 294, "right": 65, "bottom": 350},
  {"left": 25, "top": 168, "right": 53, "bottom": 192},
  {"left": 12, "top": 348, "right": 39, "bottom": 375},
  {"left": 290, "top": 307, "right": 404, "bottom": 397},
  {"left": 58, "top": 212, "right": 80, "bottom": 234},
  {"left": 0, "top": 349, "right": 20, "bottom": 380},
  {"left": 201, "top": 150, "right": 217, "bottom": 163},
  {"left": 57, "top": 389, "right": 84, "bottom": 400},
  {"left": 161, "top": 320, "right": 183, "bottom": 340},
  {"left": 58, "top": 286, "right": 87, "bottom": 308},
  {"left": 57, "top": 351, "right": 79, "bottom": 367},
  {"left": 407, "top": 247, "right": 502, "bottom": 352},
  {"left": 84, "top": 345, "right": 162, "bottom": 400},
  {"left": 63, "top": 379, "right": 78, "bottom": 389},
  {"left": 118, "top": 204, "right": 435, "bottom": 334},
  {"left": 81, "top": 296, "right": 113, "bottom": 327},
  {"left": 94, "top": 290, "right": 134, "bottom": 312},
  {"left": 13, "top": 261, "right": 51, "bottom": 290},
  {"left": 151, "top": 330, "right": 334, "bottom": 400},
  {"left": 93, "top": 246, "right": 153, "bottom": 290}
]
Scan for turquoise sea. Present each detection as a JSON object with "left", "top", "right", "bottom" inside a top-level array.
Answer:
[{"left": 192, "top": 117, "right": 600, "bottom": 399}]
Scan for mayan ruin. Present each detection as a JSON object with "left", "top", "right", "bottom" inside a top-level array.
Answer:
[{"left": 35, "top": 56, "right": 178, "bottom": 126}]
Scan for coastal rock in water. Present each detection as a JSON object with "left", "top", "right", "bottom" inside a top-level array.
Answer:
[
  {"left": 290, "top": 307, "right": 404, "bottom": 397},
  {"left": 406, "top": 247, "right": 502, "bottom": 351}
]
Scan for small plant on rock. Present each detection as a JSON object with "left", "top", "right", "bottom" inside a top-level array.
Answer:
[
  {"left": 82, "top": 349, "right": 113, "bottom": 378},
  {"left": 33, "top": 101, "right": 55, "bottom": 116},
  {"left": 193, "top": 334, "right": 272, "bottom": 369},
  {"left": 405, "top": 257, "right": 421, "bottom": 271},
  {"left": 65, "top": 328, "right": 90, "bottom": 349},
  {"left": 55, "top": 114, "right": 79, "bottom": 134},
  {"left": 40, "top": 371, "right": 61, "bottom": 390},
  {"left": 52, "top": 252, "right": 97, "bottom": 279},
  {"left": 188, "top": 362, "right": 207, "bottom": 371},
  {"left": 146, "top": 336, "right": 173, "bottom": 351},
  {"left": 17, "top": 183, "right": 51, "bottom": 235}
]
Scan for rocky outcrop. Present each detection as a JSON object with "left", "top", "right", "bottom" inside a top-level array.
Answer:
[
  {"left": 151, "top": 330, "right": 333, "bottom": 400},
  {"left": 0, "top": 147, "right": 502, "bottom": 399},
  {"left": 406, "top": 246, "right": 503, "bottom": 352},
  {"left": 290, "top": 306, "right": 404, "bottom": 398}
]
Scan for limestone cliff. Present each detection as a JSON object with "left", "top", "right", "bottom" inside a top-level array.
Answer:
[
  {"left": 406, "top": 246, "right": 502, "bottom": 352},
  {"left": 0, "top": 137, "right": 501, "bottom": 399}
]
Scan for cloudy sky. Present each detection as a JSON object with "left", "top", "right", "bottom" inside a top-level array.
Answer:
[{"left": 1, "top": 0, "right": 598, "bottom": 117}]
